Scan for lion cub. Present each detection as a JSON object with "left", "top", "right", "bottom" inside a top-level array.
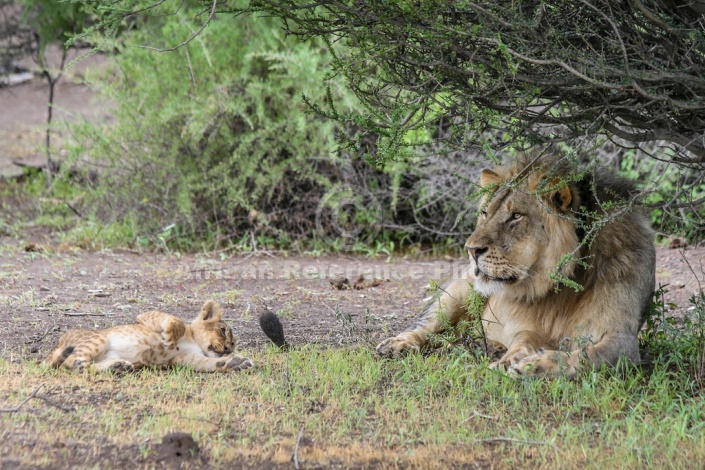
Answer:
[{"left": 45, "top": 300, "right": 253, "bottom": 374}]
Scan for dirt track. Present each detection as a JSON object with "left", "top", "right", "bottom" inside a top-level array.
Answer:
[
  {"left": 0, "top": 239, "right": 703, "bottom": 365},
  {"left": 0, "top": 243, "right": 467, "bottom": 360}
]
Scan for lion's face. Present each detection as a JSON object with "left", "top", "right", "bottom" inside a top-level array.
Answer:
[
  {"left": 465, "top": 166, "right": 581, "bottom": 301},
  {"left": 194, "top": 320, "right": 236, "bottom": 357},
  {"left": 191, "top": 300, "right": 237, "bottom": 357}
]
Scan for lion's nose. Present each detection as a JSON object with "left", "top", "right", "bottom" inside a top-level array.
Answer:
[{"left": 466, "top": 245, "right": 488, "bottom": 262}]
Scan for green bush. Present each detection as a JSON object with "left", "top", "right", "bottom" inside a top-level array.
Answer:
[
  {"left": 60, "top": 4, "right": 481, "bottom": 252},
  {"left": 619, "top": 149, "right": 705, "bottom": 242},
  {"left": 642, "top": 286, "right": 705, "bottom": 390},
  {"left": 65, "top": 6, "right": 363, "bottom": 249}
]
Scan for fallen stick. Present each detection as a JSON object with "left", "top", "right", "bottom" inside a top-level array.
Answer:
[
  {"left": 475, "top": 437, "right": 561, "bottom": 453},
  {"left": 63, "top": 312, "right": 115, "bottom": 317},
  {"left": 25, "top": 325, "right": 58, "bottom": 344},
  {"left": 292, "top": 423, "right": 305, "bottom": 469},
  {"left": 0, "top": 386, "right": 42, "bottom": 413}
]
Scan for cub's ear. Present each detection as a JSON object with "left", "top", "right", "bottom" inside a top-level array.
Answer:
[
  {"left": 197, "top": 300, "right": 223, "bottom": 322},
  {"left": 551, "top": 181, "right": 573, "bottom": 213},
  {"left": 479, "top": 169, "right": 502, "bottom": 188}
]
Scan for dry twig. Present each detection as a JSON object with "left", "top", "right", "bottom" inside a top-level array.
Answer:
[
  {"left": 475, "top": 437, "right": 561, "bottom": 453},
  {"left": 0, "top": 386, "right": 74, "bottom": 413},
  {"left": 292, "top": 423, "right": 305, "bottom": 469},
  {"left": 461, "top": 409, "right": 497, "bottom": 422},
  {"left": 25, "top": 325, "right": 58, "bottom": 344},
  {"left": 63, "top": 312, "right": 115, "bottom": 317}
]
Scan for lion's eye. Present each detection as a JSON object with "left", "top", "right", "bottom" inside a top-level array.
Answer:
[
  {"left": 220, "top": 327, "right": 227, "bottom": 336},
  {"left": 511, "top": 213, "right": 523, "bottom": 220}
]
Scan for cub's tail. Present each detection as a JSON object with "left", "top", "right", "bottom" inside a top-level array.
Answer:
[
  {"left": 44, "top": 346, "right": 74, "bottom": 368},
  {"left": 259, "top": 308, "right": 288, "bottom": 350}
]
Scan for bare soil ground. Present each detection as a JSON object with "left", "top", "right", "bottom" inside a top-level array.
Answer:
[
  {"left": 0, "top": 240, "right": 703, "bottom": 361},
  {"left": 0, "top": 241, "right": 458, "bottom": 358}
]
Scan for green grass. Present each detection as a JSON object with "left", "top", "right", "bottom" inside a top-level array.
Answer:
[{"left": 1, "top": 344, "right": 704, "bottom": 468}]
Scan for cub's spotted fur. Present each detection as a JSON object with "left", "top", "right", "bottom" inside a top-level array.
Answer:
[{"left": 45, "top": 300, "right": 253, "bottom": 373}]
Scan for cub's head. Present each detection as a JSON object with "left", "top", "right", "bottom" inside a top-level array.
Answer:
[
  {"left": 465, "top": 153, "right": 582, "bottom": 301},
  {"left": 191, "top": 300, "right": 237, "bottom": 357}
]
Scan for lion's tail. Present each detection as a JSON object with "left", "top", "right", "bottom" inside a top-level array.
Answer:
[
  {"left": 259, "top": 309, "right": 288, "bottom": 350},
  {"left": 44, "top": 345, "right": 74, "bottom": 368}
]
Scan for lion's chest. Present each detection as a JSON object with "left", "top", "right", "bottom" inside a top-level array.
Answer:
[{"left": 482, "top": 293, "right": 595, "bottom": 348}]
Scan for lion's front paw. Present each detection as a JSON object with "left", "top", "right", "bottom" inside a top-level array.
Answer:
[
  {"left": 376, "top": 332, "right": 423, "bottom": 357},
  {"left": 161, "top": 336, "right": 177, "bottom": 350},
  {"left": 488, "top": 344, "right": 544, "bottom": 375},
  {"left": 217, "top": 355, "right": 254, "bottom": 372},
  {"left": 488, "top": 359, "right": 508, "bottom": 372},
  {"left": 506, "top": 351, "right": 577, "bottom": 378}
]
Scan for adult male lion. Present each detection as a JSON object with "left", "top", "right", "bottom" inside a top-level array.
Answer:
[{"left": 377, "top": 149, "right": 655, "bottom": 377}]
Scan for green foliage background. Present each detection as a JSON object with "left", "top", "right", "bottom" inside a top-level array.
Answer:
[
  {"left": 55, "top": 3, "right": 480, "bottom": 251},
  {"left": 66, "top": 8, "right": 359, "bottom": 248},
  {"left": 11, "top": 0, "right": 702, "bottom": 249}
]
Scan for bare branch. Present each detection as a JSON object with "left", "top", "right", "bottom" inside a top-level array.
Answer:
[{"left": 135, "top": 0, "right": 218, "bottom": 53}]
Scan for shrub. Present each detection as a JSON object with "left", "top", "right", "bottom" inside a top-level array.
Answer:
[
  {"left": 65, "top": 7, "right": 362, "bottom": 249},
  {"left": 62, "top": 4, "right": 482, "bottom": 251},
  {"left": 619, "top": 148, "right": 705, "bottom": 242},
  {"left": 642, "top": 286, "right": 705, "bottom": 391}
]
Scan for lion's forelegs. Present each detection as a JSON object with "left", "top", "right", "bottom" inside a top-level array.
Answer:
[
  {"left": 376, "top": 278, "right": 470, "bottom": 357},
  {"left": 506, "top": 333, "right": 641, "bottom": 378},
  {"left": 489, "top": 330, "right": 555, "bottom": 371}
]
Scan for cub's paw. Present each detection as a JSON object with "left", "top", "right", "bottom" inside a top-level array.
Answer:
[
  {"left": 217, "top": 355, "right": 254, "bottom": 372},
  {"left": 108, "top": 361, "right": 135, "bottom": 375},
  {"left": 376, "top": 332, "right": 423, "bottom": 357},
  {"left": 161, "top": 335, "right": 177, "bottom": 351},
  {"left": 161, "top": 321, "right": 186, "bottom": 350},
  {"left": 506, "top": 351, "right": 577, "bottom": 378}
]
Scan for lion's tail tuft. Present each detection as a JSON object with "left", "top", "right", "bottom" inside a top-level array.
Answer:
[{"left": 258, "top": 309, "right": 288, "bottom": 350}]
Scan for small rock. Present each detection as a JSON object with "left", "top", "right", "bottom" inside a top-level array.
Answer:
[
  {"left": 24, "top": 243, "right": 45, "bottom": 253},
  {"left": 330, "top": 277, "right": 350, "bottom": 290},
  {"left": 669, "top": 237, "right": 687, "bottom": 249}
]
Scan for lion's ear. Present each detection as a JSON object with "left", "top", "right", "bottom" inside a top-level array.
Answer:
[
  {"left": 197, "top": 300, "right": 223, "bottom": 322},
  {"left": 479, "top": 169, "right": 502, "bottom": 188},
  {"left": 552, "top": 184, "right": 573, "bottom": 213}
]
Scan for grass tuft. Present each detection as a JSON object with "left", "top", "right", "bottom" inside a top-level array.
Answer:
[{"left": 1, "top": 334, "right": 705, "bottom": 468}]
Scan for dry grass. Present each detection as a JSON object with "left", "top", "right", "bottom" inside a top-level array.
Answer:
[{"left": 1, "top": 344, "right": 704, "bottom": 468}]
